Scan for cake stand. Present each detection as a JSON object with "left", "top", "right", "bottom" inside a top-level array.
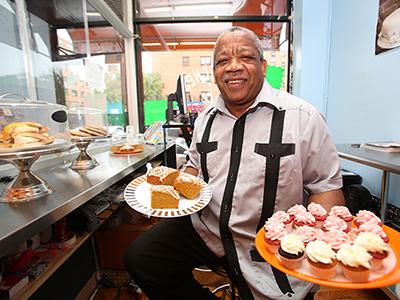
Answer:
[
  {"left": 70, "top": 135, "right": 110, "bottom": 170},
  {"left": 0, "top": 141, "right": 74, "bottom": 202}
]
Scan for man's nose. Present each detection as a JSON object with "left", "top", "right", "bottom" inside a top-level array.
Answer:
[{"left": 225, "top": 57, "right": 243, "bottom": 71}]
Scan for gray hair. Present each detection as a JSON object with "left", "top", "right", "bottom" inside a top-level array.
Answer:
[{"left": 213, "top": 26, "right": 264, "bottom": 67}]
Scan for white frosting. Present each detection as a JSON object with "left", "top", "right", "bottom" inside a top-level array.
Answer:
[
  {"left": 336, "top": 244, "right": 372, "bottom": 269},
  {"left": 306, "top": 240, "right": 336, "bottom": 264},
  {"left": 280, "top": 233, "right": 305, "bottom": 255},
  {"left": 354, "top": 232, "right": 389, "bottom": 253}
]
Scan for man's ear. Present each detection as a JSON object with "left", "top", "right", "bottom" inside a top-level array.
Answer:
[{"left": 262, "top": 59, "right": 267, "bottom": 77}]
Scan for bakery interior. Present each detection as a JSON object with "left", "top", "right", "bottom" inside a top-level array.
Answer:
[{"left": 0, "top": 0, "right": 399, "bottom": 299}]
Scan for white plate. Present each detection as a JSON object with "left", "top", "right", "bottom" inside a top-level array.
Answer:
[
  {"left": 0, "top": 138, "right": 69, "bottom": 154},
  {"left": 124, "top": 174, "right": 212, "bottom": 218}
]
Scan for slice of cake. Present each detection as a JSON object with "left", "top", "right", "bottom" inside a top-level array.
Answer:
[
  {"left": 147, "top": 166, "right": 179, "bottom": 186},
  {"left": 173, "top": 174, "right": 203, "bottom": 199},
  {"left": 150, "top": 185, "right": 179, "bottom": 209}
]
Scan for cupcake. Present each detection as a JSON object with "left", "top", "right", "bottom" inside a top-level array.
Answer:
[
  {"left": 287, "top": 204, "right": 307, "bottom": 218},
  {"left": 321, "top": 230, "right": 351, "bottom": 252},
  {"left": 336, "top": 244, "right": 372, "bottom": 282},
  {"left": 322, "top": 215, "right": 350, "bottom": 233},
  {"left": 354, "top": 232, "right": 390, "bottom": 270},
  {"left": 307, "top": 202, "right": 327, "bottom": 227},
  {"left": 264, "top": 222, "right": 287, "bottom": 253},
  {"left": 358, "top": 222, "right": 389, "bottom": 243},
  {"left": 354, "top": 210, "right": 382, "bottom": 228},
  {"left": 293, "top": 211, "right": 316, "bottom": 229},
  {"left": 295, "top": 225, "right": 323, "bottom": 245},
  {"left": 306, "top": 240, "right": 337, "bottom": 279},
  {"left": 269, "top": 210, "right": 294, "bottom": 232},
  {"left": 277, "top": 233, "right": 305, "bottom": 269},
  {"left": 329, "top": 206, "right": 353, "bottom": 229}
]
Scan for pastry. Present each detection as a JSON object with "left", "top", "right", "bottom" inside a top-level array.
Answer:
[
  {"left": 320, "top": 230, "right": 350, "bottom": 252},
  {"left": 354, "top": 232, "right": 389, "bottom": 270},
  {"left": 150, "top": 185, "right": 179, "bottom": 209},
  {"left": 307, "top": 202, "right": 327, "bottom": 227},
  {"left": 357, "top": 222, "right": 389, "bottom": 243},
  {"left": 147, "top": 166, "right": 179, "bottom": 186},
  {"left": 322, "top": 215, "right": 350, "bottom": 233},
  {"left": 173, "top": 174, "right": 203, "bottom": 199},
  {"left": 354, "top": 210, "right": 382, "bottom": 227},
  {"left": 277, "top": 233, "right": 305, "bottom": 269},
  {"left": 264, "top": 222, "right": 287, "bottom": 253},
  {"left": 293, "top": 211, "right": 316, "bottom": 228},
  {"left": 329, "top": 206, "right": 353, "bottom": 229},
  {"left": 295, "top": 225, "right": 323, "bottom": 245},
  {"left": 306, "top": 240, "right": 337, "bottom": 279},
  {"left": 336, "top": 244, "right": 372, "bottom": 282},
  {"left": 268, "top": 211, "right": 294, "bottom": 231},
  {"left": 1, "top": 121, "right": 55, "bottom": 148},
  {"left": 287, "top": 204, "right": 307, "bottom": 218}
]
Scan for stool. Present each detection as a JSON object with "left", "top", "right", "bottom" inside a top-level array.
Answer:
[{"left": 194, "top": 266, "right": 240, "bottom": 300}]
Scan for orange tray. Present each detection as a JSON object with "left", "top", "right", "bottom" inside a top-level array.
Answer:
[
  {"left": 110, "top": 144, "right": 144, "bottom": 155},
  {"left": 255, "top": 225, "right": 400, "bottom": 289}
]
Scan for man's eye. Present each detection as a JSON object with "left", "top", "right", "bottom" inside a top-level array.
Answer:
[{"left": 241, "top": 56, "right": 256, "bottom": 61}]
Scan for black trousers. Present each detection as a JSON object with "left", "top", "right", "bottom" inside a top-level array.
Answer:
[{"left": 123, "top": 216, "right": 227, "bottom": 300}]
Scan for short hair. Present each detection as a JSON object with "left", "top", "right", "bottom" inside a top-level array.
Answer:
[{"left": 213, "top": 26, "right": 264, "bottom": 67}]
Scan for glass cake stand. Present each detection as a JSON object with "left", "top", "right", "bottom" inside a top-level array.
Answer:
[
  {"left": 70, "top": 135, "right": 111, "bottom": 170},
  {"left": 0, "top": 141, "right": 74, "bottom": 202}
]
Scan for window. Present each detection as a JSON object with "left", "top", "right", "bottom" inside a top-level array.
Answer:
[
  {"left": 200, "top": 73, "right": 212, "bottom": 83},
  {"left": 71, "top": 90, "right": 78, "bottom": 97},
  {"left": 182, "top": 56, "right": 190, "bottom": 66},
  {"left": 200, "top": 91, "right": 211, "bottom": 102},
  {"left": 200, "top": 56, "right": 211, "bottom": 66}
]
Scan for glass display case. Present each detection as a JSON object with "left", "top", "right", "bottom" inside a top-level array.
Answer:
[
  {"left": 67, "top": 108, "right": 109, "bottom": 170},
  {"left": 0, "top": 94, "right": 72, "bottom": 202}
]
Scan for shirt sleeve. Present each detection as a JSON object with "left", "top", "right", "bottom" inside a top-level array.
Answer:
[{"left": 301, "top": 111, "right": 343, "bottom": 194}]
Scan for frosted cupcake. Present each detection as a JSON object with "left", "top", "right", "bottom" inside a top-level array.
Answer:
[
  {"left": 354, "top": 232, "right": 390, "bottom": 270},
  {"left": 329, "top": 206, "right": 353, "bottom": 229},
  {"left": 307, "top": 202, "right": 327, "bottom": 227},
  {"left": 287, "top": 204, "right": 307, "bottom": 218},
  {"left": 269, "top": 210, "right": 294, "bottom": 232},
  {"left": 293, "top": 211, "right": 316, "bottom": 229},
  {"left": 354, "top": 210, "right": 382, "bottom": 228},
  {"left": 321, "top": 230, "right": 351, "bottom": 252},
  {"left": 336, "top": 244, "right": 372, "bottom": 282},
  {"left": 322, "top": 215, "right": 350, "bottom": 233},
  {"left": 264, "top": 222, "right": 287, "bottom": 253},
  {"left": 277, "top": 233, "right": 305, "bottom": 269},
  {"left": 358, "top": 222, "right": 389, "bottom": 243},
  {"left": 295, "top": 225, "right": 323, "bottom": 246},
  {"left": 306, "top": 240, "right": 337, "bottom": 279}
]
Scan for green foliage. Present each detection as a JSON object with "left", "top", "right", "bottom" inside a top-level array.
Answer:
[
  {"left": 144, "top": 73, "right": 163, "bottom": 100},
  {"left": 105, "top": 73, "right": 122, "bottom": 103}
]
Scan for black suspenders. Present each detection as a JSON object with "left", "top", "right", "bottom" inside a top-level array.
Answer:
[{"left": 197, "top": 107, "right": 296, "bottom": 299}]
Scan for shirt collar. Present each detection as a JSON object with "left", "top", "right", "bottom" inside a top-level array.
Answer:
[{"left": 214, "top": 80, "right": 292, "bottom": 116}]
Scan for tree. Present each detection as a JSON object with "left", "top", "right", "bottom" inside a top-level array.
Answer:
[
  {"left": 144, "top": 73, "right": 163, "bottom": 100},
  {"left": 104, "top": 73, "right": 121, "bottom": 103}
]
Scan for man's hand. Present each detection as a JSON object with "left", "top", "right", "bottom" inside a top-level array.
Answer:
[
  {"left": 184, "top": 166, "right": 199, "bottom": 177},
  {"left": 308, "top": 189, "right": 345, "bottom": 212}
]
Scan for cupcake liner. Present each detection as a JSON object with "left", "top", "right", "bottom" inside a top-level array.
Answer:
[
  {"left": 370, "top": 258, "right": 384, "bottom": 270},
  {"left": 340, "top": 264, "right": 370, "bottom": 282},
  {"left": 278, "top": 253, "right": 304, "bottom": 269},
  {"left": 265, "top": 241, "right": 280, "bottom": 253},
  {"left": 308, "top": 262, "right": 337, "bottom": 280}
]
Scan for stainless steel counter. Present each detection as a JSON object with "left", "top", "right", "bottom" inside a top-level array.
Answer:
[{"left": 0, "top": 143, "right": 175, "bottom": 257}]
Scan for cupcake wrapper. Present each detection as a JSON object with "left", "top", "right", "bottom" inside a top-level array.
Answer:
[
  {"left": 371, "top": 258, "right": 384, "bottom": 270},
  {"left": 308, "top": 262, "right": 336, "bottom": 280},
  {"left": 341, "top": 265, "right": 370, "bottom": 282},
  {"left": 265, "top": 242, "right": 280, "bottom": 254},
  {"left": 278, "top": 253, "right": 304, "bottom": 269}
]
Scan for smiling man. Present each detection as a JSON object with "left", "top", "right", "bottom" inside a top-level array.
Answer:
[{"left": 124, "top": 27, "right": 344, "bottom": 300}]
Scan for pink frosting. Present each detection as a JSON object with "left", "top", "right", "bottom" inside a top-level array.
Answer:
[
  {"left": 264, "top": 222, "right": 287, "bottom": 241},
  {"left": 307, "top": 202, "right": 327, "bottom": 218},
  {"left": 358, "top": 222, "right": 388, "bottom": 242},
  {"left": 287, "top": 204, "right": 307, "bottom": 216},
  {"left": 295, "top": 225, "right": 322, "bottom": 244},
  {"left": 329, "top": 206, "right": 353, "bottom": 220},
  {"left": 322, "top": 215, "right": 349, "bottom": 232},
  {"left": 321, "top": 230, "right": 350, "bottom": 250},
  {"left": 355, "top": 210, "right": 382, "bottom": 226},
  {"left": 270, "top": 210, "right": 292, "bottom": 224}
]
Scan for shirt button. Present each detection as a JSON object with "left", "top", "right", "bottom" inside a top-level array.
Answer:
[{"left": 270, "top": 154, "right": 275, "bottom": 159}]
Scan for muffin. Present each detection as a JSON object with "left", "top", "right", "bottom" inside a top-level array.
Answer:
[
  {"left": 354, "top": 232, "right": 390, "bottom": 270},
  {"left": 354, "top": 210, "right": 382, "bottom": 228},
  {"left": 321, "top": 230, "right": 350, "bottom": 252},
  {"left": 295, "top": 225, "right": 323, "bottom": 246},
  {"left": 293, "top": 211, "right": 316, "bottom": 229},
  {"left": 322, "top": 215, "right": 350, "bottom": 233},
  {"left": 264, "top": 222, "right": 287, "bottom": 253},
  {"left": 336, "top": 244, "right": 372, "bottom": 282},
  {"left": 173, "top": 174, "right": 203, "bottom": 199},
  {"left": 277, "top": 233, "right": 305, "bottom": 269},
  {"left": 329, "top": 206, "right": 353, "bottom": 229},
  {"left": 358, "top": 222, "right": 389, "bottom": 243},
  {"left": 307, "top": 202, "right": 328, "bottom": 227},
  {"left": 306, "top": 240, "right": 337, "bottom": 279},
  {"left": 269, "top": 210, "right": 294, "bottom": 232},
  {"left": 287, "top": 204, "right": 307, "bottom": 218}
]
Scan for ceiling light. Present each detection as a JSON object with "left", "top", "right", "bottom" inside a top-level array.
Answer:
[
  {"left": 144, "top": 7, "right": 173, "bottom": 13},
  {"left": 86, "top": 11, "right": 102, "bottom": 17}
]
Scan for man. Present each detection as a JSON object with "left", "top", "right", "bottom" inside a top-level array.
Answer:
[{"left": 124, "top": 26, "right": 345, "bottom": 300}]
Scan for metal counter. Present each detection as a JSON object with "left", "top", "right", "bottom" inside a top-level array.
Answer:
[{"left": 0, "top": 143, "right": 175, "bottom": 257}]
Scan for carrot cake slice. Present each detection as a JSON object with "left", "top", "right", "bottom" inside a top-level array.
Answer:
[
  {"left": 147, "top": 166, "right": 179, "bottom": 186},
  {"left": 174, "top": 174, "right": 203, "bottom": 199},
  {"left": 150, "top": 185, "right": 179, "bottom": 209}
]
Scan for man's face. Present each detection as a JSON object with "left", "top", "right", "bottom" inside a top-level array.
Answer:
[{"left": 213, "top": 32, "right": 267, "bottom": 109}]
